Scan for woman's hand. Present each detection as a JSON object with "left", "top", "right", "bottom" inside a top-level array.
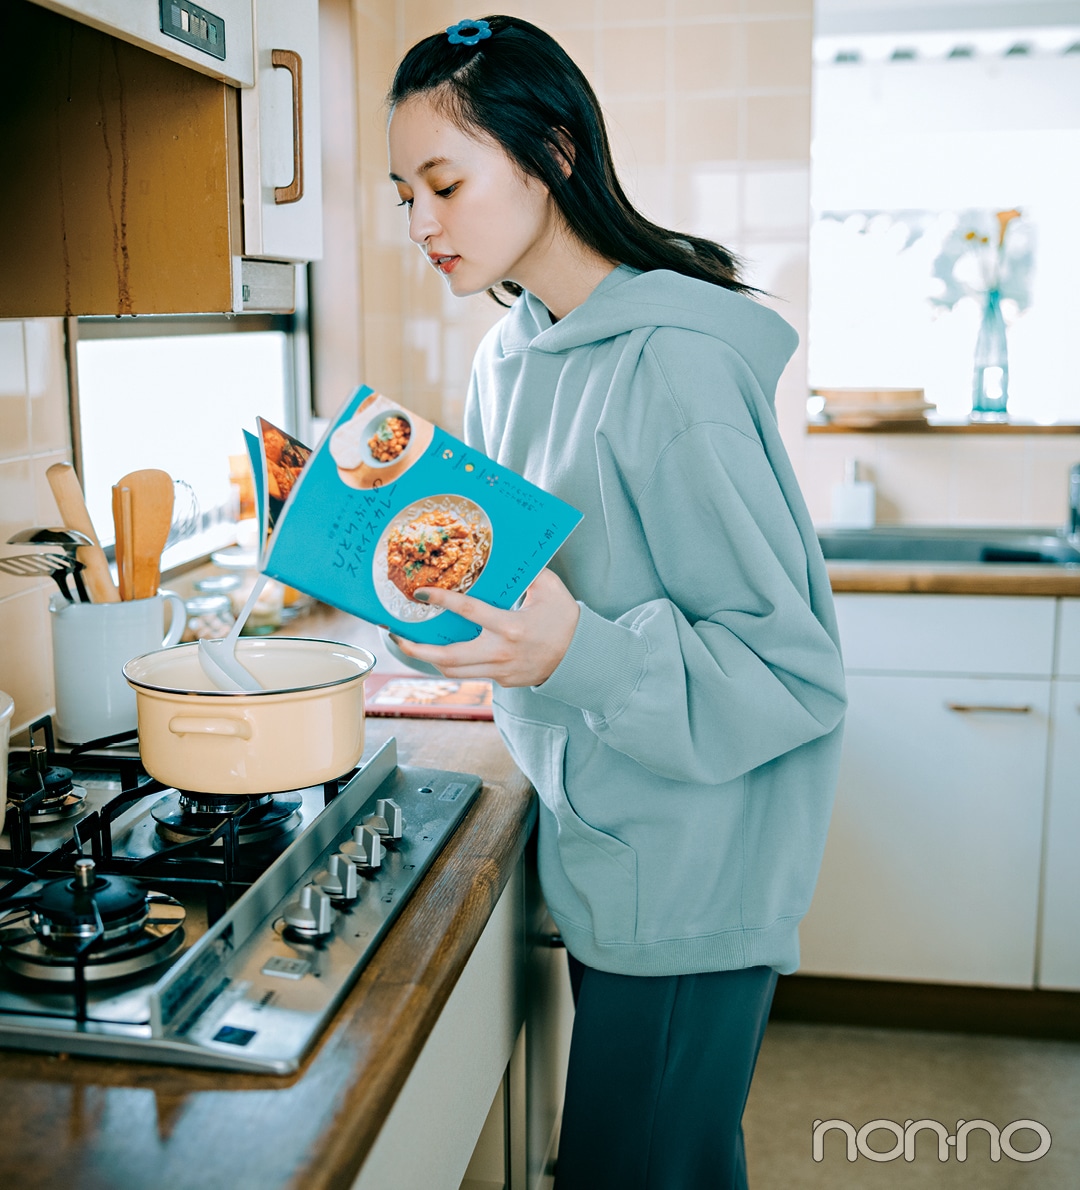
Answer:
[{"left": 389, "top": 568, "right": 580, "bottom": 688}]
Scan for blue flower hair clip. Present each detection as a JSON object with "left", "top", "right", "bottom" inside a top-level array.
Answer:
[{"left": 446, "top": 19, "right": 492, "bottom": 46}]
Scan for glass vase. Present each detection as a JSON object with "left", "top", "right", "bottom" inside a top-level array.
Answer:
[{"left": 970, "top": 288, "right": 1010, "bottom": 422}]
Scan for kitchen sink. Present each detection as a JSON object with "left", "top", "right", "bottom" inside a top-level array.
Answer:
[{"left": 816, "top": 526, "right": 1080, "bottom": 565}]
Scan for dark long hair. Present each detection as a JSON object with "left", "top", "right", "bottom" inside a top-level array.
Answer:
[{"left": 388, "top": 15, "right": 757, "bottom": 305}]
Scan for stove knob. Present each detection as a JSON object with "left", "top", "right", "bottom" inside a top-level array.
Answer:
[
  {"left": 283, "top": 884, "right": 333, "bottom": 938},
  {"left": 317, "top": 853, "right": 359, "bottom": 901},
  {"left": 339, "top": 823, "right": 384, "bottom": 871},
  {"left": 364, "top": 798, "right": 404, "bottom": 843}
]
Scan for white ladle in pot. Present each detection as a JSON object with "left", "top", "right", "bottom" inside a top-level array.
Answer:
[{"left": 197, "top": 574, "right": 270, "bottom": 691}]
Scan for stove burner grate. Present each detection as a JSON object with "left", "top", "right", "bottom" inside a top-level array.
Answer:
[
  {"left": 152, "top": 791, "right": 303, "bottom": 846},
  {"left": 6, "top": 744, "right": 88, "bottom": 824},
  {"left": 0, "top": 862, "right": 186, "bottom": 983}
]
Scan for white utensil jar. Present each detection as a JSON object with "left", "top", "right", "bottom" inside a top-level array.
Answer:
[{"left": 50, "top": 591, "right": 186, "bottom": 744}]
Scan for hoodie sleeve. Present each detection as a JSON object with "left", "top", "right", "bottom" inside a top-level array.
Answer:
[{"left": 533, "top": 420, "right": 846, "bottom": 786}]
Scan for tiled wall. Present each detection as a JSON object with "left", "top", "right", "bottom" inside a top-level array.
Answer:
[
  {"left": 0, "top": 320, "right": 71, "bottom": 734},
  {"left": 800, "top": 432, "right": 1080, "bottom": 528}
]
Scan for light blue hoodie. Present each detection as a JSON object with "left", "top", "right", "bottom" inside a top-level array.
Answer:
[{"left": 465, "top": 265, "right": 845, "bottom": 977}]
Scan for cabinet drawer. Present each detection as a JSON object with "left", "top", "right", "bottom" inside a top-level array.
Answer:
[{"left": 834, "top": 594, "right": 1056, "bottom": 675}]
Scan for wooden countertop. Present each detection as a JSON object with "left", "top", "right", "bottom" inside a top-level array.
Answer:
[
  {"left": 0, "top": 717, "right": 535, "bottom": 1190},
  {"left": 827, "top": 561, "right": 1080, "bottom": 596}
]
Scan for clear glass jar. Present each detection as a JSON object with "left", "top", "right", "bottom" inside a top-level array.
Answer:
[
  {"left": 194, "top": 573, "right": 242, "bottom": 599},
  {"left": 181, "top": 594, "right": 236, "bottom": 642}
]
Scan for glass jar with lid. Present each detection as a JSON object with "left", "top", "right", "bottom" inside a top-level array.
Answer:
[{"left": 181, "top": 594, "right": 236, "bottom": 642}]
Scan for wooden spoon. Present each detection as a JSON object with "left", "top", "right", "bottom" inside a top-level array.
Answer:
[
  {"left": 112, "top": 470, "right": 174, "bottom": 601},
  {"left": 46, "top": 461, "right": 120, "bottom": 602},
  {"left": 112, "top": 484, "right": 134, "bottom": 600}
]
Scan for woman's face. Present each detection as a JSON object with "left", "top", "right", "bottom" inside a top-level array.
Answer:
[{"left": 388, "top": 95, "right": 561, "bottom": 298}]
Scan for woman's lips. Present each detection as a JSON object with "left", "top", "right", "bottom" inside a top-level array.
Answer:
[{"left": 430, "top": 254, "right": 460, "bottom": 274}]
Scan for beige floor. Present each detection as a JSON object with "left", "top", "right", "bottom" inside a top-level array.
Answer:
[{"left": 743, "top": 1022, "right": 1080, "bottom": 1188}]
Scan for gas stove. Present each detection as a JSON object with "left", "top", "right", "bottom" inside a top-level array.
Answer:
[{"left": 0, "top": 718, "right": 480, "bottom": 1072}]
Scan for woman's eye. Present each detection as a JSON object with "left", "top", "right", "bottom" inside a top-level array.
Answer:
[
  {"left": 435, "top": 183, "right": 458, "bottom": 198},
  {"left": 396, "top": 197, "right": 413, "bottom": 209}
]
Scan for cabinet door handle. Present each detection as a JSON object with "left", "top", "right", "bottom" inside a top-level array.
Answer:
[
  {"left": 946, "top": 702, "right": 1032, "bottom": 714},
  {"left": 271, "top": 49, "right": 303, "bottom": 204}
]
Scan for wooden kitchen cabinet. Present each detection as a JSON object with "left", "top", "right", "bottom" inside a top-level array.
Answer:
[
  {"left": 800, "top": 594, "right": 1057, "bottom": 986},
  {"left": 0, "top": 0, "right": 319, "bottom": 318}
]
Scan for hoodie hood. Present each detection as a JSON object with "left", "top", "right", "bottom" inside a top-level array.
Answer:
[{"left": 501, "top": 265, "right": 799, "bottom": 405}]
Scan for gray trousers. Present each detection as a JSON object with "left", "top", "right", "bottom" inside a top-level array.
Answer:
[{"left": 554, "top": 954, "right": 778, "bottom": 1190}]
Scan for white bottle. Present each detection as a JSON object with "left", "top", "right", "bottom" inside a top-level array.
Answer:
[{"left": 831, "top": 458, "right": 876, "bottom": 528}]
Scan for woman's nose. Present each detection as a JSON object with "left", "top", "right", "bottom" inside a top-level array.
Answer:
[{"left": 408, "top": 198, "right": 441, "bottom": 246}]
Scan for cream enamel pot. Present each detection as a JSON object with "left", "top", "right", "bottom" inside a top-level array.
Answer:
[{"left": 123, "top": 638, "right": 376, "bottom": 795}]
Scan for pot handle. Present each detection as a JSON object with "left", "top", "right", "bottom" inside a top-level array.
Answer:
[{"left": 168, "top": 715, "right": 253, "bottom": 740}]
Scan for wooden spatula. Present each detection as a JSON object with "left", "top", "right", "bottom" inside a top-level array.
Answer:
[
  {"left": 112, "top": 470, "right": 174, "bottom": 601},
  {"left": 46, "top": 461, "right": 120, "bottom": 602}
]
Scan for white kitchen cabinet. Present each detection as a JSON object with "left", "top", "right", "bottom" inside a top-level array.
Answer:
[
  {"left": 1055, "top": 599, "right": 1080, "bottom": 676},
  {"left": 241, "top": 0, "right": 323, "bottom": 262},
  {"left": 353, "top": 863, "right": 526, "bottom": 1190},
  {"left": 28, "top": 0, "right": 255, "bottom": 86},
  {"left": 524, "top": 841, "right": 574, "bottom": 1190},
  {"left": 1038, "top": 677, "right": 1080, "bottom": 989},
  {"left": 800, "top": 594, "right": 1057, "bottom": 986},
  {"left": 800, "top": 673, "right": 1049, "bottom": 985},
  {"left": 352, "top": 838, "right": 574, "bottom": 1190}
]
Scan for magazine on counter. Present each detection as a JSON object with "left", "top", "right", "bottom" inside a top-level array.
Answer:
[
  {"left": 244, "top": 385, "right": 582, "bottom": 644},
  {"left": 361, "top": 674, "right": 495, "bottom": 720}
]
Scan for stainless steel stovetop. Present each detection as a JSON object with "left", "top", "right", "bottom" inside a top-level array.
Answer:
[{"left": 0, "top": 726, "right": 480, "bottom": 1073}]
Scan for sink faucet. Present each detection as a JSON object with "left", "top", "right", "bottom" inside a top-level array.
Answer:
[{"left": 1070, "top": 463, "right": 1080, "bottom": 537}]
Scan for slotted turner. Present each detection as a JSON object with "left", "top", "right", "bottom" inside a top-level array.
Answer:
[{"left": 0, "top": 552, "right": 84, "bottom": 602}]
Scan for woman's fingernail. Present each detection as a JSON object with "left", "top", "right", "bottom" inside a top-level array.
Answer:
[{"left": 414, "top": 590, "right": 430, "bottom": 603}]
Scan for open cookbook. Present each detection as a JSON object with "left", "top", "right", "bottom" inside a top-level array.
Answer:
[{"left": 244, "top": 385, "right": 582, "bottom": 644}]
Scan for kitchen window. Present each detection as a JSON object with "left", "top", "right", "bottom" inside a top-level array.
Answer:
[
  {"left": 72, "top": 297, "right": 311, "bottom": 567},
  {"left": 808, "top": 28, "right": 1080, "bottom": 424}
]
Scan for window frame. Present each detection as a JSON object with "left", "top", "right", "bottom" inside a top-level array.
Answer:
[{"left": 65, "top": 276, "right": 313, "bottom": 570}]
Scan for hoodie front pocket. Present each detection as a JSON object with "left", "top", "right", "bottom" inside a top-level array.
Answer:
[{"left": 495, "top": 706, "right": 637, "bottom": 945}]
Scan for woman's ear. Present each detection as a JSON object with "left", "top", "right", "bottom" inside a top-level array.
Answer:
[{"left": 549, "top": 127, "right": 575, "bottom": 179}]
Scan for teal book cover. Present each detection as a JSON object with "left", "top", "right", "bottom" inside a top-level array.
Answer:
[{"left": 249, "top": 386, "right": 582, "bottom": 644}]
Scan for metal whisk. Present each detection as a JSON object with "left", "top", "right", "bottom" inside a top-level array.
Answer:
[{"left": 168, "top": 479, "right": 201, "bottom": 547}]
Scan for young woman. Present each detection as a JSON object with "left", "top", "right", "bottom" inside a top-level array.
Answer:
[{"left": 386, "top": 16, "right": 846, "bottom": 1189}]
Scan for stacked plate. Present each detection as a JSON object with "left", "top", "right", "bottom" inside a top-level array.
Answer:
[{"left": 811, "top": 388, "right": 935, "bottom": 428}]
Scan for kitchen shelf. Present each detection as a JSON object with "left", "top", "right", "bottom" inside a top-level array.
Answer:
[{"left": 807, "top": 420, "right": 1080, "bottom": 435}]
